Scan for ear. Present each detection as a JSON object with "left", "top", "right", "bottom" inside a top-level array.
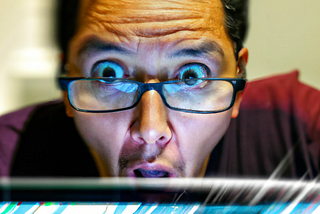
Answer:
[
  {"left": 231, "top": 91, "right": 242, "bottom": 118},
  {"left": 238, "top": 47, "right": 248, "bottom": 64},
  {"left": 63, "top": 91, "right": 74, "bottom": 117},
  {"left": 236, "top": 47, "right": 248, "bottom": 78},
  {"left": 232, "top": 47, "right": 248, "bottom": 118}
]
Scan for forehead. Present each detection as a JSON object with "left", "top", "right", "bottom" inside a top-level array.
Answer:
[{"left": 76, "top": 0, "right": 228, "bottom": 41}]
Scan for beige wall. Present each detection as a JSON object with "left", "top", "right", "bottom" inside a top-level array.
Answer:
[
  {"left": 245, "top": 0, "right": 320, "bottom": 89},
  {"left": 0, "top": 0, "right": 319, "bottom": 115},
  {"left": 0, "top": 0, "right": 60, "bottom": 115}
]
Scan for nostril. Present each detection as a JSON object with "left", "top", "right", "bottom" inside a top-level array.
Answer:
[{"left": 156, "top": 135, "right": 170, "bottom": 148}]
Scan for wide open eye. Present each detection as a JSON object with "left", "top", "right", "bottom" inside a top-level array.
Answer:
[
  {"left": 178, "top": 63, "right": 209, "bottom": 86},
  {"left": 178, "top": 63, "right": 209, "bottom": 79},
  {"left": 91, "top": 61, "right": 124, "bottom": 78}
]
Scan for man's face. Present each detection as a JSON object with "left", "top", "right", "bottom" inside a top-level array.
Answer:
[{"left": 65, "top": 0, "right": 246, "bottom": 177}]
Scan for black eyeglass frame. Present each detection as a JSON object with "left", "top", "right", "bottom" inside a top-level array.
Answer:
[{"left": 58, "top": 77, "right": 246, "bottom": 114}]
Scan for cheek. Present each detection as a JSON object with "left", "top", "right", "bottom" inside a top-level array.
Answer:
[
  {"left": 72, "top": 111, "right": 132, "bottom": 170},
  {"left": 170, "top": 110, "right": 232, "bottom": 175}
]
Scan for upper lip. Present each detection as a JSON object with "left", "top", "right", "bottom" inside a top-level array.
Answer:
[{"left": 126, "top": 163, "right": 178, "bottom": 178}]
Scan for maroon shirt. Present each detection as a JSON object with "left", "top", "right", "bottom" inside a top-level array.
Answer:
[{"left": 1, "top": 71, "right": 320, "bottom": 178}]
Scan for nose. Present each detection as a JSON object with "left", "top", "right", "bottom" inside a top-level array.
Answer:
[{"left": 130, "top": 83, "right": 172, "bottom": 147}]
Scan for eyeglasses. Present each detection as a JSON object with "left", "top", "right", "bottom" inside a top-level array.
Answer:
[{"left": 58, "top": 77, "right": 246, "bottom": 114}]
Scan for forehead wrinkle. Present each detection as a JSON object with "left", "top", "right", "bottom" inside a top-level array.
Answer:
[
  {"left": 87, "top": 0, "right": 218, "bottom": 21},
  {"left": 86, "top": 19, "right": 211, "bottom": 38},
  {"left": 87, "top": 8, "right": 204, "bottom": 24},
  {"left": 82, "top": 0, "right": 224, "bottom": 38}
]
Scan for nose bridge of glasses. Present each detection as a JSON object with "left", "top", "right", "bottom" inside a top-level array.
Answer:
[
  {"left": 139, "top": 82, "right": 163, "bottom": 96},
  {"left": 136, "top": 82, "right": 169, "bottom": 109}
]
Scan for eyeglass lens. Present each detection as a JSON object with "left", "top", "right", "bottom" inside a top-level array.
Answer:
[
  {"left": 68, "top": 79, "right": 234, "bottom": 112},
  {"left": 164, "top": 79, "right": 233, "bottom": 111}
]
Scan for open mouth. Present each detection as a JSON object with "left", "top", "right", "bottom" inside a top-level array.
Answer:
[{"left": 133, "top": 168, "right": 170, "bottom": 178}]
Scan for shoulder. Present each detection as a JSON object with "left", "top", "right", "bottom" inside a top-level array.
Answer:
[
  {"left": 242, "top": 70, "right": 320, "bottom": 143},
  {"left": 0, "top": 100, "right": 64, "bottom": 176},
  {"left": 242, "top": 70, "right": 318, "bottom": 109},
  {"left": 8, "top": 100, "right": 99, "bottom": 177},
  {"left": 0, "top": 100, "right": 65, "bottom": 134},
  {"left": 209, "top": 71, "right": 320, "bottom": 178}
]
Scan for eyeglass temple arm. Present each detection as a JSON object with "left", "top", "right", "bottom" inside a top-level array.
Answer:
[
  {"left": 233, "top": 79, "right": 246, "bottom": 92},
  {"left": 58, "top": 77, "right": 83, "bottom": 91}
]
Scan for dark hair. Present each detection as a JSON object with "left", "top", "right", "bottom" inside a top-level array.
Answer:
[
  {"left": 55, "top": 0, "right": 249, "bottom": 73},
  {"left": 221, "top": 0, "right": 249, "bottom": 59},
  {"left": 55, "top": 0, "right": 80, "bottom": 73}
]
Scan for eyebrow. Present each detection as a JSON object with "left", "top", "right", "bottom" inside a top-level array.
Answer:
[
  {"left": 78, "top": 37, "right": 132, "bottom": 58},
  {"left": 170, "top": 41, "right": 224, "bottom": 59},
  {"left": 77, "top": 37, "right": 224, "bottom": 62}
]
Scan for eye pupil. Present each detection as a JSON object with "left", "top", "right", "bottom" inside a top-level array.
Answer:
[
  {"left": 184, "top": 79, "right": 198, "bottom": 86},
  {"left": 182, "top": 69, "right": 199, "bottom": 85},
  {"left": 182, "top": 69, "right": 197, "bottom": 79},
  {"left": 180, "top": 66, "right": 207, "bottom": 86},
  {"left": 103, "top": 67, "right": 116, "bottom": 78}
]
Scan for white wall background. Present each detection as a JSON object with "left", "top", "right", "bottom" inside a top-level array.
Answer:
[
  {"left": 0, "top": 0, "right": 319, "bottom": 116},
  {"left": 245, "top": 0, "right": 320, "bottom": 89},
  {"left": 0, "top": 0, "right": 60, "bottom": 115}
]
